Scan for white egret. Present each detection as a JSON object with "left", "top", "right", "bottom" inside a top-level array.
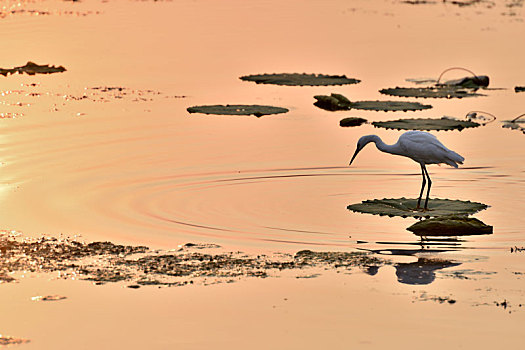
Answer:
[{"left": 349, "top": 131, "right": 464, "bottom": 211}]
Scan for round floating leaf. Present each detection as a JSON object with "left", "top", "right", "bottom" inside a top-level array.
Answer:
[
  {"left": 347, "top": 198, "right": 488, "bottom": 219},
  {"left": 379, "top": 86, "right": 484, "bottom": 99},
  {"left": 240, "top": 73, "right": 360, "bottom": 86},
  {"left": 313, "top": 93, "right": 432, "bottom": 112},
  {"left": 407, "top": 215, "right": 493, "bottom": 236},
  {"left": 372, "top": 117, "right": 480, "bottom": 131},
  {"left": 340, "top": 117, "right": 367, "bottom": 127},
  {"left": 187, "top": 104, "right": 288, "bottom": 117}
]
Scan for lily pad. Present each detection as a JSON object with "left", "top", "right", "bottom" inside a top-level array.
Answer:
[
  {"left": 314, "top": 93, "right": 432, "bottom": 112},
  {"left": 339, "top": 117, "right": 367, "bottom": 127},
  {"left": 372, "top": 117, "right": 480, "bottom": 131},
  {"left": 515, "top": 86, "right": 525, "bottom": 93},
  {"left": 439, "top": 75, "right": 489, "bottom": 88},
  {"left": 187, "top": 104, "right": 289, "bottom": 117},
  {"left": 379, "top": 86, "right": 484, "bottom": 99},
  {"left": 347, "top": 198, "right": 488, "bottom": 218},
  {"left": 407, "top": 215, "right": 493, "bottom": 236},
  {"left": 240, "top": 73, "right": 360, "bottom": 86},
  {"left": 0, "top": 61, "right": 66, "bottom": 76}
]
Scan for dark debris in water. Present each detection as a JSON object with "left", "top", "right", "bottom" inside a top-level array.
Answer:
[
  {"left": 187, "top": 104, "right": 289, "bottom": 117},
  {"left": 515, "top": 86, "right": 525, "bottom": 92},
  {"left": 240, "top": 73, "right": 360, "bottom": 86},
  {"left": 347, "top": 198, "right": 488, "bottom": 218},
  {"left": 314, "top": 93, "right": 432, "bottom": 112},
  {"left": 0, "top": 61, "right": 66, "bottom": 76},
  {"left": 0, "top": 233, "right": 388, "bottom": 288},
  {"left": 0, "top": 336, "right": 30, "bottom": 346},
  {"left": 372, "top": 117, "right": 480, "bottom": 131}
]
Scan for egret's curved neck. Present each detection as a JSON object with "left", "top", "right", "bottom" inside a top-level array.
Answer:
[{"left": 366, "top": 135, "right": 400, "bottom": 155}]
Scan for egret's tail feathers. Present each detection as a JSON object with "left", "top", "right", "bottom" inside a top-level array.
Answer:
[{"left": 445, "top": 151, "right": 464, "bottom": 168}]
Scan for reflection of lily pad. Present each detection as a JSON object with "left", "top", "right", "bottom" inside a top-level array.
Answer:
[
  {"left": 407, "top": 216, "right": 493, "bottom": 236},
  {"left": 372, "top": 117, "right": 480, "bottom": 131},
  {"left": 0, "top": 61, "right": 66, "bottom": 76},
  {"left": 339, "top": 117, "right": 367, "bottom": 127},
  {"left": 187, "top": 104, "right": 289, "bottom": 117},
  {"left": 347, "top": 198, "right": 488, "bottom": 218},
  {"left": 314, "top": 93, "right": 432, "bottom": 112},
  {"left": 379, "top": 86, "right": 483, "bottom": 99},
  {"left": 240, "top": 73, "right": 360, "bottom": 86}
]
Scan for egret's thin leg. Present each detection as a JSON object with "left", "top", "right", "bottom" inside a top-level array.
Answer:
[
  {"left": 423, "top": 165, "right": 432, "bottom": 210},
  {"left": 416, "top": 164, "right": 426, "bottom": 209}
]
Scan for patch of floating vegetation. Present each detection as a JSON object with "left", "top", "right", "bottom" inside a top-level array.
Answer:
[
  {"left": 371, "top": 117, "right": 480, "bottom": 131},
  {"left": 379, "top": 86, "right": 484, "bottom": 99},
  {"left": 313, "top": 93, "right": 432, "bottom": 112},
  {"left": 0, "top": 232, "right": 388, "bottom": 288},
  {"left": 339, "top": 117, "right": 367, "bottom": 127},
  {"left": 0, "top": 7, "right": 101, "bottom": 19},
  {"left": 0, "top": 335, "right": 30, "bottom": 346},
  {"left": 415, "top": 291, "right": 457, "bottom": 304},
  {"left": 187, "top": 104, "right": 289, "bottom": 117},
  {"left": 407, "top": 216, "right": 493, "bottom": 236},
  {"left": 347, "top": 198, "right": 488, "bottom": 218},
  {"left": 239, "top": 73, "right": 361, "bottom": 86},
  {"left": 501, "top": 114, "right": 525, "bottom": 134},
  {"left": 0, "top": 61, "right": 66, "bottom": 76},
  {"left": 515, "top": 86, "right": 525, "bottom": 92},
  {"left": 31, "top": 295, "right": 67, "bottom": 302}
]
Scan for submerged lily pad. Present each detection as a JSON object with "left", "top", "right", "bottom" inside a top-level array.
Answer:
[
  {"left": 372, "top": 117, "right": 480, "bottom": 131},
  {"left": 187, "top": 104, "right": 289, "bottom": 117},
  {"left": 340, "top": 117, "right": 367, "bottom": 127},
  {"left": 314, "top": 93, "right": 432, "bottom": 112},
  {"left": 407, "top": 216, "right": 493, "bottom": 236},
  {"left": 0, "top": 61, "right": 66, "bottom": 76},
  {"left": 379, "top": 86, "right": 484, "bottom": 99},
  {"left": 240, "top": 73, "right": 360, "bottom": 86},
  {"left": 347, "top": 198, "right": 488, "bottom": 218}
]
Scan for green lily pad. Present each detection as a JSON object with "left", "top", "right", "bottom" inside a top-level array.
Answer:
[
  {"left": 347, "top": 198, "right": 488, "bottom": 219},
  {"left": 240, "top": 73, "right": 360, "bottom": 86},
  {"left": 339, "top": 117, "right": 367, "bottom": 127},
  {"left": 372, "top": 117, "right": 480, "bottom": 131},
  {"left": 313, "top": 93, "right": 432, "bottom": 112},
  {"left": 379, "top": 86, "right": 484, "bottom": 99},
  {"left": 187, "top": 104, "right": 289, "bottom": 117},
  {"left": 407, "top": 215, "right": 493, "bottom": 236},
  {"left": 0, "top": 61, "right": 66, "bottom": 76}
]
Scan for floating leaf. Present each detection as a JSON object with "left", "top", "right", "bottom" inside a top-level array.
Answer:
[
  {"left": 347, "top": 198, "right": 488, "bottom": 219},
  {"left": 339, "top": 117, "right": 367, "bottom": 127},
  {"left": 31, "top": 295, "right": 67, "bottom": 302},
  {"left": 240, "top": 73, "right": 360, "bottom": 86},
  {"left": 407, "top": 215, "right": 493, "bottom": 236},
  {"left": 313, "top": 93, "right": 432, "bottom": 112},
  {"left": 501, "top": 114, "right": 525, "bottom": 134},
  {"left": 0, "top": 61, "right": 66, "bottom": 76},
  {"left": 379, "top": 86, "right": 483, "bottom": 99},
  {"left": 187, "top": 104, "right": 289, "bottom": 117},
  {"left": 515, "top": 86, "right": 525, "bottom": 93},
  {"left": 439, "top": 75, "right": 489, "bottom": 88},
  {"left": 372, "top": 117, "right": 480, "bottom": 131}
]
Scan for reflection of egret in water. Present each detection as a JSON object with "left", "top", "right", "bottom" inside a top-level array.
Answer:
[
  {"left": 395, "top": 258, "right": 461, "bottom": 285},
  {"left": 359, "top": 245, "right": 461, "bottom": 285},
  {"left": 349, "top": 131, "right": 464, "bottom": 210}
]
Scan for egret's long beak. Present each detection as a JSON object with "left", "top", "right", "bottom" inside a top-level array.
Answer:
[{"left": 349, "top": 147, "right": 361, "bottom": 165}]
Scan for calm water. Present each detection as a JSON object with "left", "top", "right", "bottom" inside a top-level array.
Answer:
[{"left": 0, "top": 0, "right": 523, "bottom": 261}]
